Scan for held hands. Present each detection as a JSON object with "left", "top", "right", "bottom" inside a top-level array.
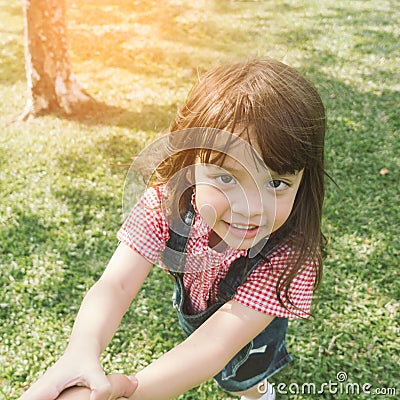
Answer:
[
  {"left": 57, "top": 374, "right": 138, "bottom": 400},
  {"left": 18, "top": 349, "right": 137, "bottom": 400}
]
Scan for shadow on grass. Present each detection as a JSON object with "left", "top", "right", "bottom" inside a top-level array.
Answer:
[
  {"left": 58, "top": 97, "right": 174, "bottom": 132},
  {"left": 5, "top": 212, "right": 52, "bottom": 253}
]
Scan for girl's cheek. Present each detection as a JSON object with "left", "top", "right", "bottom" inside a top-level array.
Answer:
[
  {"left": 195, "top": 185, "right": 227, "bottom": 222},
  {"left": 273, "top": 197, "right": 295, "bottom": 228},
  {"left": 197, "top": 203, "right": 217, "bottom": 226}
]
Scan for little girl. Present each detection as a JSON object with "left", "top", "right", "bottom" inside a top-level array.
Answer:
[{"left": 19, "top": 58, "right": 326, "bottom": 400}]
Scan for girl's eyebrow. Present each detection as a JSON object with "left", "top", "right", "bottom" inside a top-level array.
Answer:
[
  {"left": 217, "top": 160, "right": 244, "bottom": 174},
  {"left": 270, "top": 171, "right": 297, "bottom": 177},
  {"left": 204, "top": 163, "right": 241, "bottom": 174},
  {"left": 220, "top": 164, "right": 242, "bottom": 173},
  {"left": 270, "top": 170, "right": 303, "bottom": 181},
  {"left": 208, "top": 159, "right": 302, "bottom": 179}
]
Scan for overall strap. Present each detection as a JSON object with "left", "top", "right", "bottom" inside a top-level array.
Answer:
[
  {"left": 161, "top": 203, "right": 196, "bottom": 274},
  {"left": 216, "top": 236, "right": 283, "bottom": 303}
]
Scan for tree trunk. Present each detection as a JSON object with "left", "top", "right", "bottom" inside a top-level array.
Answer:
[{"left": 21, "top": 0, "right": 92, "bottom": 119}]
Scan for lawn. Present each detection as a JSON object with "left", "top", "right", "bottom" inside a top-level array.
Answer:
[{"left": 0, "top": 0, "right": 399, "bottom": 399}]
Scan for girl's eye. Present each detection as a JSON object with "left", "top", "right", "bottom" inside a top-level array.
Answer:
[
  {"left": 216, "top": 174, "right": 236, "bottom": 185},
  {"left": 267, "top": 179, "right": 289, "bottom": 191}
]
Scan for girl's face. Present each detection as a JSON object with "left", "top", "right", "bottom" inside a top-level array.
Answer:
[{"left": 194, "top": 141, "right": 303, "bottom": 250}]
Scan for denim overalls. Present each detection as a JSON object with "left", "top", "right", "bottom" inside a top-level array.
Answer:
[{"left": 161, "top": 205, "right": 292, "bottom": 393}]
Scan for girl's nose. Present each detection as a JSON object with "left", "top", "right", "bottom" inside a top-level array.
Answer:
[{"left": 229, "top": 185, "right": 266, "bottom": 219}]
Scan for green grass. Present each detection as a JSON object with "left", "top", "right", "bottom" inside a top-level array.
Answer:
[{"left": 1, "top": 0, "right": 399, "bottom": 399}]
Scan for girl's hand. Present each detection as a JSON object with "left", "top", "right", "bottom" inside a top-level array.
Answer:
[
  {"left": 57, "top": 374, "right": 138, "bottom": 400},
  {"left": 18, "top": 350, "right": 131, "bottom": 400}
]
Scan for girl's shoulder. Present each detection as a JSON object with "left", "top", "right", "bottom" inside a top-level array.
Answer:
[
  {"left": 141, "top": 184, "right": 165, "bottom": 208},
  {"left": 263, "top": 233, "right": 296, "bottom": 258},
  {"left": 261, "top": 234, "right": 320, "bottom": 271}
]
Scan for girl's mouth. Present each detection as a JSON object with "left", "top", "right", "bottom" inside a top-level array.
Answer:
[{"left": 226, "top": 222, "right": 260, "bottom": 239}]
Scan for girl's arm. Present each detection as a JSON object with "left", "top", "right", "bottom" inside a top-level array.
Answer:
[
  {"left": 19, "top": 243, "right": 152, "bottom": 400},
  {"left": 68, "top": 242, "right": 152, "bottom": 355},
  {"left": 130, "top": 300, "right": 274, "bottom": 400}
]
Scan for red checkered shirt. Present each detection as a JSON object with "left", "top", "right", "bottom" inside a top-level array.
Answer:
[{"left": 117, "top": 185, "right": 317, "bottom": 318}]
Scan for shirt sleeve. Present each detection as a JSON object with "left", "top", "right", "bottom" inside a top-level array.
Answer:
[
  {"left": 117, "top": 185, "right": 169, "bottom": 263},
  {"left": 233, "top": 243, "right": 317, "bottom": 319}
]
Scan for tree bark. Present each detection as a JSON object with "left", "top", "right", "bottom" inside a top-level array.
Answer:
[{"left": 21, "top": 0, "right": 92, "bottom": 119}]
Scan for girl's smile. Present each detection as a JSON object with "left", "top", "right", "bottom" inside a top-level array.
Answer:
[
  {"left": 224, "top": 222, "right": 261, "bottom": 240},
  {"left": 227, "top": 222, "right": 259, "bottom": 235}
]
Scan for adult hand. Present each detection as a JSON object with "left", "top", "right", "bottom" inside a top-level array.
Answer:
[
  {"left": 18, "top": 350, "right": 114, "bottom": 400},
  {"left": 57, "top": 374, "right": 138, "bottom": 400}
]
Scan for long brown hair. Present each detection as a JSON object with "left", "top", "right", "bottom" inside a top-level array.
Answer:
[{"left": 152, "top": 58, "right": 326, "bottom": 316}]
